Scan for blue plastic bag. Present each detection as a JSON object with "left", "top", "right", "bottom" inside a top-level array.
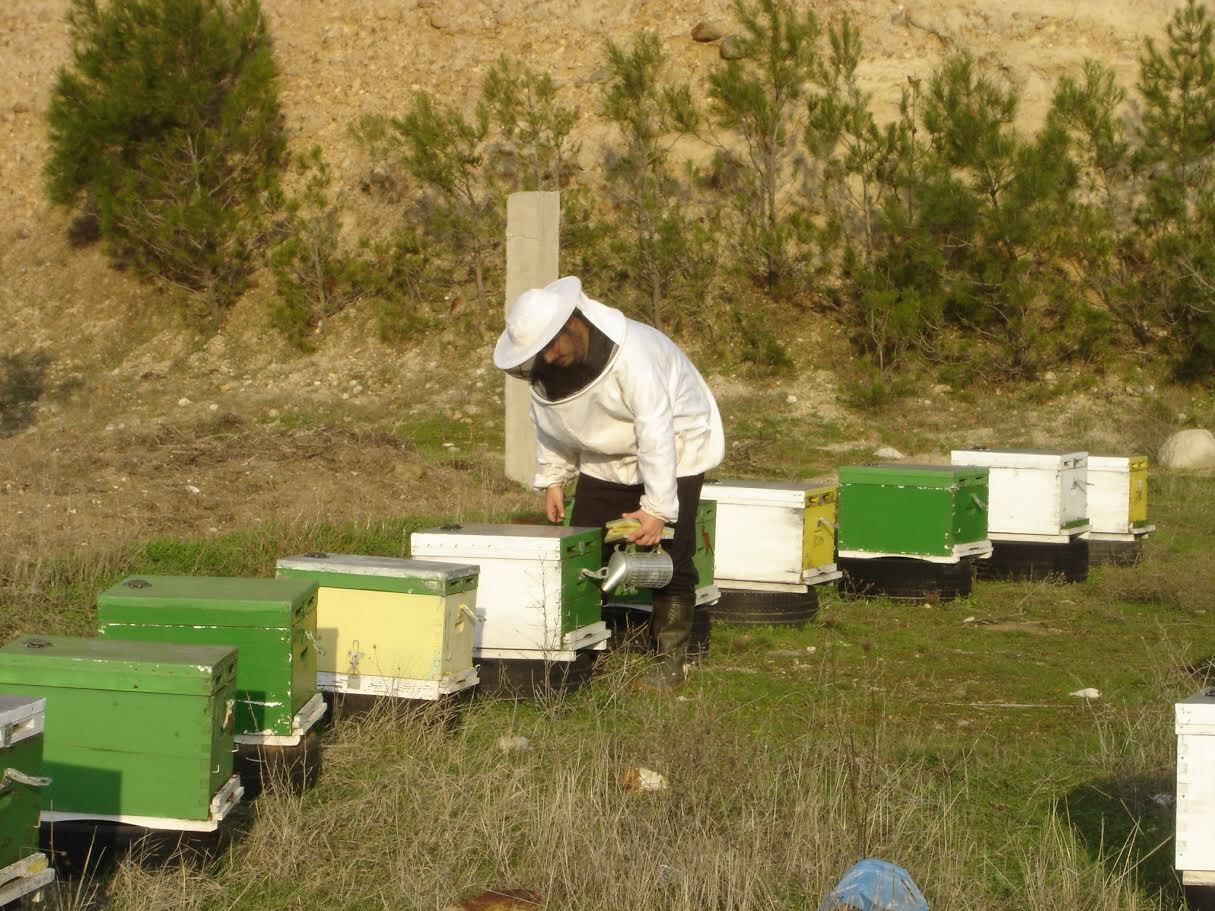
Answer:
[{"left": 817, "top": 858, "right": 929, "bottom": 911}]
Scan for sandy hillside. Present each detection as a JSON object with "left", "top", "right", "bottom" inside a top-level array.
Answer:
[{"left": 0, "top": 0, "right": 1187, "bottom": 560}]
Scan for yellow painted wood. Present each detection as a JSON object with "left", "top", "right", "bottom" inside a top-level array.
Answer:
[
  {"left": 1129, "top": 456, "right": 1149, "bottom": 525},
  {"left": 801, "top": 486, "right": 838, "bottom": 571},
  {"left": 314, "top": 587, "right": 475, "bottom": 681}
]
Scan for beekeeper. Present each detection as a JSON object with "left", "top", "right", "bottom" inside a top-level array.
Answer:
[{"left": 494, "top": 276, "right": 725, "bottom": 690}]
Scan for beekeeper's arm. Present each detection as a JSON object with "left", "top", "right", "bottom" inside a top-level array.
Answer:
[
  {"left": 618, "top": 355, "right": 678, "bottom": 546},
  {"left": 533, "top": 426, "right": 579, "bottom": 523}
]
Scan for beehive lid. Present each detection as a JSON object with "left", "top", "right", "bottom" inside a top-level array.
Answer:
[
  {"left": 701, "top": 479, "right": 835, "bottom": 507},
  {"left": 1088, "top": 454, "right": 1147, "bottom": 471},
  {"left": 277, "top": 553, "right": 479, "bottom": 595},
  {"left": 0, "top": 694, "right": 45, "bottom": 729},
  {"left": 97, "top": 576, "right": 318, "bottom": 628},
  {"left": 0, "top": 635, "right": 236, "bottom": 696},
  {"left": 411, "top": 523, "right": 601, "bottom": 560},
  {"left": 838, "top": 463, "right": 988, "bottom": 487},
  {"left": 950, "top": 449, "right": 1086, "bottom": 469},
  {"left": 1177, "top": 687, "right": 1215, "bottom": 734}
]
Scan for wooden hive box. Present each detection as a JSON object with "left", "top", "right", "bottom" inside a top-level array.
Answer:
[
  {"left": 275, "top": 553, "right": 480, "bottom": 700},
  {"left": 96, "top": 576, "right": 324, "bottom": 747},
  {"left": 0, "top": 635, "right": 241, "bottom": 831},
  {"left": 1177, "top": 688, "right": 1215, "bottom": 887},
  {"left": 1087, "top": 455, "right": 1153, "bottom": 540},
  {"left": 838, "top": 464, "right": 991, "bottom": 562},
  {"left": 700, "top": 480, "right": 840, "bottom": 589},
  {"left": 949, "top": 449, "right": 1089, "bottom": 541},
  {"left": 409, "top": 525, "right": 608, "bottom": 661}
]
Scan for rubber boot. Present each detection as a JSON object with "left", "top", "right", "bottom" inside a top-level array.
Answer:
[{"left": 636, "top": 591, "right": 695, "bottom": 692}]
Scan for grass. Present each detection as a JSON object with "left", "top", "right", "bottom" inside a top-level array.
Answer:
[{"left": 5, "top": 472, "right": 1212, "bottom": 910}]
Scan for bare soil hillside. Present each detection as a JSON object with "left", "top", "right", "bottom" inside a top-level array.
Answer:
[{"left": 0, "top": 0, "right": 1190, "bottom": 560}]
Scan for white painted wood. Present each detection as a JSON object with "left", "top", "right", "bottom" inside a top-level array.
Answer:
[
  {"left": 838, "top": 540, "right": 992, "bottom": 563},
  {"left": 276, "top": 554, "right": 478, "bottom": 585},
  {"left": 0, "top": 696, "right": 44, "bottom": 748},
  {"left": 0, "top": 859, "right": 53, "bottom": 907},
  {"left": 951, "top": 449, "right": 1088, "bottom": 537},
  {"left": 1177, "top": 689, "right": 1215, "bottom": 875},
  {"left": 504, "top": 191, "right": 560, "bottom": 486},
  {"left": 317, "top": 667, "right": 479, "bottom": 700},
  {"left": 700, "top": 480, "right": 834, "bottom": 584},
  {"left": 411, "top": 525, "right": 602, "bottom": 655},
  {"left": 41, "top": 775, "right": 243, "bottom": 833}
]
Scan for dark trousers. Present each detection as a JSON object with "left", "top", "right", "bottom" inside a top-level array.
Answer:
[{"left": 569, "top": 472, "right": 705, "bottom": 598}]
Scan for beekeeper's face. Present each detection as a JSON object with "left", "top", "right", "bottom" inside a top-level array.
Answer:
[{"left": 540, "top": 316, "right": 588, "bottom": 367}]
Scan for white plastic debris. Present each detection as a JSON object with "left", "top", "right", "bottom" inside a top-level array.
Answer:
[
  {"left": 496, "top": 735, "right": 530, "bottom": 753},
  {"left": 962, "top": 616, "right": 976, "bottom": 624},
  {"left": 623, "top": 767, "right": 668, "bottom": 792},
  {"left": 1069, "top": 688, "right": 1101, "bottom": 700},
  {"left": 1151, "top": 793, "right": 1174, "bottom": 809}
]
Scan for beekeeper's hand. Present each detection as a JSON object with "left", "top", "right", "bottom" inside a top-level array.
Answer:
[
  {"left": 622, "top": 509, "right": 664, "bottom": 546},
  {"left": 545, "top": 485, "right": 566, "bottom": 523}
]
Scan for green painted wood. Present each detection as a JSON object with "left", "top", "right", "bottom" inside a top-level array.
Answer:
[
  {"left": 838, "top": 464, "right": 989, "bottom": 557},
  {"left": 97, "top": 577, "right": 318, "bottom": 736},
  {"left": 0, "top": 636, "right": 235, "bottom": 821},
  {"left": 0, "top": 734, "right": 43, "bottom": 867},
  {"left": 97, "top": 576, "right": 318, "bottom": 627},
  {"left": 558, "top": 527, "right": 603, "bottom": 633}
]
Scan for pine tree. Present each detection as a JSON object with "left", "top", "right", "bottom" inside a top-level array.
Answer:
[{"left": 45, "top": 0, "right": 285, "bottom": 322}]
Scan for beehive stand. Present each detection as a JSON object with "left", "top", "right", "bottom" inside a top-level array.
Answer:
[
  {"left": 700, "top": 481, "right": 841, "bottom": 625},
  {"left": 276, "top": 553, "right": 481, "bottom": 713},
  {"left": 950, "top": 449, "right": 1090, "bottom": 582},
  {"left": 410, "top": 525, "right": 609, "bottom": 697},
  {"left": 96, "top": 576, "right": 326, "bottom": 797},
  {"left": 836, "top": 464, "right": 992, "bottom": 602}
]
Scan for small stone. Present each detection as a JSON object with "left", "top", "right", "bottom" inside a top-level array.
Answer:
[
  {"left": 12, "top": 102, "right": 30, "bottom": 115},
  {"left": 184, "top": 484, "right": 201, "bottom": 495},
  {"left": 622, "top": 767, "right": 668, "bottom": 792},
  {"left": 719, "top": 34, "right": 748, "bottom": 60},
  {"left": 874, "top": 446, "right": 904, "bottom": 460},
  {"left": 931, "top": 383, "right": 952, "bottom": 394},
  {"left": 785, "top": 394, "right": 798, "bottom": 404},
  {"left": 428, "top": 11, "right": 451, "bottom": 29},
  {"left": 691, "top": 21, "right": 726, "bottom": 42},
  {"left": 496, "top": 735, "right": 530, "bottom": 753},
  {"left": 177, "top": 397, "right": 191, "bottom": 407},
  {"left": 1042, "top": 371, "right": 1057, "bottom": 383},
  {"left": 1069, "top": 687, "right": 1101, "bottom": 700},
  {"left": 208, "top": 403, "right": 218, "bottom": 411},
  {"left": 268, "top": 408, "right": 280, "bottom": 418}
]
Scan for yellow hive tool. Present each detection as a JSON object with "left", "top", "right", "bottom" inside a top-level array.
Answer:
[{"left": 603, "top": 517, "right": 676, "bottom": 544}]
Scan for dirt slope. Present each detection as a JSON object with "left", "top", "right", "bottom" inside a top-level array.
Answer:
[{"left": 0, "top": 0, "right": 1185, "bottom": 560}]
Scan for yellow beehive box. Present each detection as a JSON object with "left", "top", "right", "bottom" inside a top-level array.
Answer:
[{"left": 276, "top": 554, "right": 479, "bottom": 700}]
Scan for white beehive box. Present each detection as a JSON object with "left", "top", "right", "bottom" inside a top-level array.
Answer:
[
  {"left": 409, "top": 524, "right": 609, "bottom": 661},
  {"left": 1087, "top": 455, "right": 1154, "bottom": 541},
  {"left": 950, "top": 449, "right": 1089, "bottom": 542},
  {"left": 699, "top": 480, "right": 841, "bottom": 591},
  {"left": 1177, "top": 688, "right": 1215, "bottom": 885}
]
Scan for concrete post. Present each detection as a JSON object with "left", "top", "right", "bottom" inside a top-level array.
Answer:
[{"left": 503, "top": 191, "right": 560, "bottom": 486}]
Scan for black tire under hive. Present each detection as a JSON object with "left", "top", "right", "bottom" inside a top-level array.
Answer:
[
  {"left": 1087, "top": 537, "right": 1144, "bottom": 567},
  {"left": 838, "top": 557, "right": 974, "bottom": 602},
  {"left": 233, "top": 726, "right": 322, "bottom": 799},
  {"left": 475, "top": 649, "right": 598, "bottom": 699},
  {"left": 977, "top": 537, "right": 1089, "bottom": 583},
  {"left": 711, "top": 587, "right": 820, "bottom": 626}
]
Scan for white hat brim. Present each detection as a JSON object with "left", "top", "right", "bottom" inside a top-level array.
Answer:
[{"left": 493, "top": 277, "right": 583, "bottom": 370}]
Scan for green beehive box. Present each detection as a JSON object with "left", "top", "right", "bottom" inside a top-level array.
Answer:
[
  {"left": 0, "top": 635, "right": 240, "bottom": 830},
  {"left": 0, "top": 696, "right": 46, "bottom": 870},
  {"left": 838, "top": 464, "right": 991, "bottom": 562},
  {"left": 97, "top": 576, "right": 320, "bottom": 740}
]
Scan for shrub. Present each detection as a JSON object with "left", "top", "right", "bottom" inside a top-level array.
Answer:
[
  {"left": 45, "top": 0, "right": 286, "bottom": 322},
  {"left": 0, "top": 351, "right": 52, "bottom": 438},
  {"left": 267, "top": 147, "right": 360, "bottom": 350}
]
